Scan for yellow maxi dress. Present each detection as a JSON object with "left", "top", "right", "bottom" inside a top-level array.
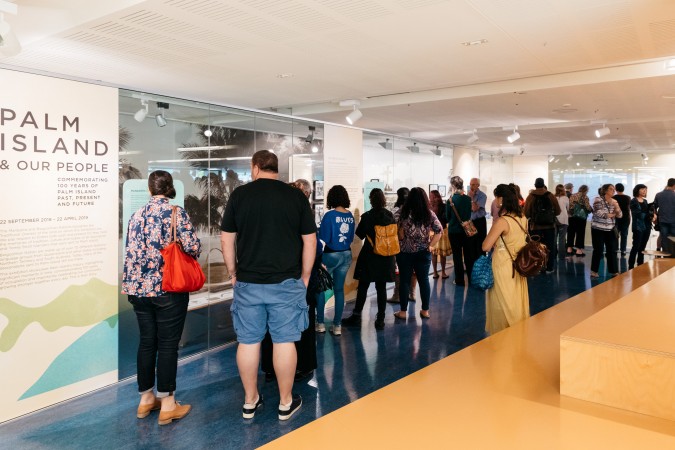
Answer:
[{"left": 485, "top": 215, "right": 530, "bottom": 335}]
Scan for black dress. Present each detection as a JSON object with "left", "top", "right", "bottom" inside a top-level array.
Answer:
[
  {"left": 350, "top": 208, "right": 396, "bottom": 321},
  {"left": 353, "top": 208, "right": 397, "bottom": 283}
]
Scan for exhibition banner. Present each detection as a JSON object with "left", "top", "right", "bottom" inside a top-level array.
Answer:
[{"left": 0, "top": 69, "right": 119, "bottom": 422}]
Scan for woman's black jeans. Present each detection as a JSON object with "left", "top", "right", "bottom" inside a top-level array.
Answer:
[
  {"left": 590, "top": 228, "right": 618, "bottom": 274},
  {"left": 628, "top": 229, "right": 650, "bottom": 269},
  {"left": 128, "top": 293, "right": 189, "bottom": 397}
]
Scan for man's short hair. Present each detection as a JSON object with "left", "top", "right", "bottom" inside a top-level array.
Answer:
[
  {"left": 615, "top": 183, "right": 625, "bottom": 192},
  {"left": 564, "top": 183, "right": 573, "bottom": 190},
  {"left": 534, "top": 178, "right": 545, "bottom": 189},
  {"left": 251, "top": 150, "right": 278, "bottom": 173},
  {"left": 668, "top": 178, "right": 675, "bottom": 187}
]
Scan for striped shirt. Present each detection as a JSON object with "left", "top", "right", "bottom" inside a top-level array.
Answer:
[{"left": 591, "top": 196, "right": 622, "bottom": 231}]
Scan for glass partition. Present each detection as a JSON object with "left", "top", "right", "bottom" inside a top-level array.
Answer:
[{"left": 118, "top": 90, "right": 324, "bottom": 378}]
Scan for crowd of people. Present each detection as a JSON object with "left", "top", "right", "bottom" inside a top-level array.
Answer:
[{"left": 122, "top": 155, "right": 675, "bottom": 425}]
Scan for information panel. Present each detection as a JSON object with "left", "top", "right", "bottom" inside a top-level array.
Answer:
[{"left": 0, "top": 69, "right": 119, "bottom": 422}]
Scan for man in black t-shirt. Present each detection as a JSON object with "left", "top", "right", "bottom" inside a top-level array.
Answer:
[
  {"left": 221, "top": 150, "right": 317, "bottom": 421},
  {"left": 613, "top": 183, "right": 631, "bottom": 256}
]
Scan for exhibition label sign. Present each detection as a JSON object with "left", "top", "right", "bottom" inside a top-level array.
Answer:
[{"left": 0, "top": 69, "right": 118, "bottom": 422}]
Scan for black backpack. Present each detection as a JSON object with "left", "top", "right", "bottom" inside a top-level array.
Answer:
[{"left": 532, "top": 194, "right": 555, "bottom": 225}]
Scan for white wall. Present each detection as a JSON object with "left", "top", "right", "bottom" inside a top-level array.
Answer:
[
  {"left": 453, "top": 146, "right": 479, "bottom": 186},
  {"left": 513, "top": 155, "right": 549, "bottom": 195}
]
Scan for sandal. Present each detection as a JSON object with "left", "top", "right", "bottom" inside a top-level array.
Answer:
[
  {"left": 433, "top": 273, "right": 439, "bottom": 279},
  {"left": 441, "top": 273, "right": 449, "bottom": 279},
  {"left": 393, "top": 311, "right": 407, "bottom": 320},
  {"left": 419, "top": 311, "right": 430, "bottom": 319}
]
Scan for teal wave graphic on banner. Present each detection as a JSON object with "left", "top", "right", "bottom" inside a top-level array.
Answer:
[{"left": 20, "top": 316, "right": 118, "bottom": 400}]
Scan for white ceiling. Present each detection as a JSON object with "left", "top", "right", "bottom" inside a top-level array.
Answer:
[{"left": 3, "top": 0, "right": 675, "bottom": 157}]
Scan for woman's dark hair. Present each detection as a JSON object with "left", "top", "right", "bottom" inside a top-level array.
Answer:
[
  {"left": 429, "top": 190, "right": 444, "bottom": 217},
  {"left": 509, "top": 183, "right": 524, "bottom": 201},
  {"left": 251, "top": 149, "right": 278, "bottom": 173},
  {"left": 148, "top": 170, "right": 176, "bottom": 199},
  {"left": 494, "top": 184, "right": 522, "bottom": 216},
  {"left": 369, "top": 188, "right": 386, "bottom": 209},
  {"left": 555, "top": 184, "right": 565, "bottom": 197},
  {"left": 633, "top": 184, "right": 647, "bottom": 197},
  {"left": 395, "top": 187, "right": 409, "bottom": 208},
  {"left": 400, "top": 187, "right": 432, "bottom": 225},
  {"left": 327, "top": 184, "right": 350, "bottom": 209},
  {"left": 599, "top": 183, "right": 614, "bottom": 197},
  {"left": 578, "top": 184, "right": 589, "bottom": 194}
]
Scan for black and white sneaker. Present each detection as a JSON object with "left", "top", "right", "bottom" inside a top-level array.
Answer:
[
  {"left": 242, "top": 394, "right": 264, "bottom": 419},
  {"left": 278, "top": 394, "right": 302, "bottom": 421}
]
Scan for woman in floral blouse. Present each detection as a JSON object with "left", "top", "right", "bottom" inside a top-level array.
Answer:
[
  {"left": 394, "top": 187, "right": 442, "bottom": 320},
  {"left": 122, "top": 170, "right": 201, "bottom": 425}
]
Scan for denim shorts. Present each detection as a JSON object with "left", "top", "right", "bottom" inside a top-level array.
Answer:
[{"left": 230, "top": 278, "right": 308, "bottom": 344}]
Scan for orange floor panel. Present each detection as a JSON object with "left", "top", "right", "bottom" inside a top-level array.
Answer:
[{"left": 263, "top": 260, "right": 675, "bottom": 450}]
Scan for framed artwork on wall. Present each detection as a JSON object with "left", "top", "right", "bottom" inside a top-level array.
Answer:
[
  {"left": 314, "top": 204, "right": 325, "bottom": 226},
  {"left": 313, "top": 180, "right": 324, "bottom": 201},
  {"left": 438, "top": 185, "right": 447, "bottom": 197},
  {"left": 429, "top": 184, "right": 438, "bottom": 193}
]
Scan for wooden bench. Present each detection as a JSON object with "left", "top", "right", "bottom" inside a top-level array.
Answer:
[
  {"left": 560, "top": 266, "right": 675, "bottom": 421},
  {"left": 262, "top": 260, "right": 675, "bottom": 449}
]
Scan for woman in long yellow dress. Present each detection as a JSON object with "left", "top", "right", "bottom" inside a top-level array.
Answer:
[{"left": 481, "top": 184, "right": 530, "bottom": 335}]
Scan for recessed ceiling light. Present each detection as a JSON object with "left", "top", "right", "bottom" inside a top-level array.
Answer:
[
  {"left": 276, "top": 73, "right": 293, "bottom": 78},
  {"left": 665, "top": 59, "right": 675, "bottom": 71},
  {"left": 461, "top": 39, "right": 488, "bottom": 46}
]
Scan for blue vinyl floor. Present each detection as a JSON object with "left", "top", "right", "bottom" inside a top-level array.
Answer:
[{"left": 1, "top": 252, "right": 631, "bottom": 449}]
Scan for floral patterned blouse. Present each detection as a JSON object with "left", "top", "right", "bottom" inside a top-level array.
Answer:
[
  {"left": 122, "top": 197, "right": 202, "bottom": 297},
  {"left": 398, "top": 211, "right": 442, "bottom": 253}
]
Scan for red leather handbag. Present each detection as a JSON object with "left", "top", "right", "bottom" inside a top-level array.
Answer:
[{"left": 160, "top": 206, "right": 205, "bottom": 293}]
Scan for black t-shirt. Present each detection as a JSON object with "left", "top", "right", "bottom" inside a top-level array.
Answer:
[
  {"left": 613, "top": 194, "right": 631, "bottom": 223},
  {"left": 221, "top": 178, "right": 317, "bottom": 283}
]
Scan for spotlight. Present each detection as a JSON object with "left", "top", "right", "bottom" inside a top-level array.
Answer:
[
  {"left": 548, "top": 155, "right": 555, "bottom": 163},
  {"left": 305, "top": 126, "right": 315, "bottom": 143},
  {"left": 620, "top": 142, "right": 631, "bottom": 151},
  {"left": 133, "top": 100, "right": 148, "bottom": 122},
  {"left": 507, "top": 127, "right": 520, "bottom": 143},
  {"left": 467, "top": 131, "right": 479, "bottom": 144},
  {"left": 155, "top": 102, "right": 169, "bottom": 127},
  {"left": 519, "top": 147, "right": 525, "bottom": 156},
  {"left": 379, "top": 138, "right": 393, "bottom": 150},
  {"left": 641, "top": 153, "right": 649, "bottom": 161},
  {"left": 431, "top": 146, "right": 442, "bottom": 156},
  {"left": 340, "top": 99, "right": 362, "bottom": 125},
  {"left": 155, "top": 113, "right": 167, "bottom": 127},
  {"left": 594, "top": 125, "right": 610, "bottom": 138},
  {"left": 406, "top": 143, "right": 420, "bottom": 153},
  {"left": 566, "top": 154, "right": 573, "bottom": 161},
  {"left": 204, "top": 128, "right": 212, "bottom": 138},
  {"left": 312, "top": 144, "right": 319, "bottom": 153},
  {"left": 346, "top": 107, "right": 362, "bottom": 125}
]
